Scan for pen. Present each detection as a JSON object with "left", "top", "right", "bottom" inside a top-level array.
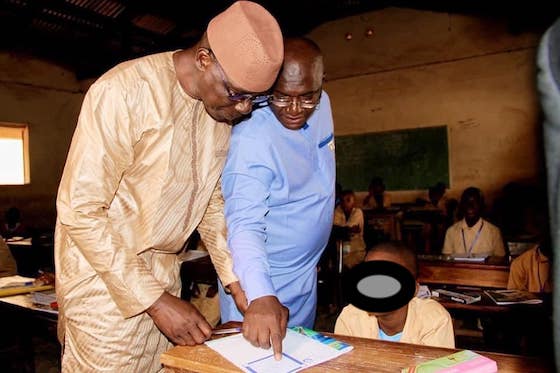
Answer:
[
  {"left": 211, "top": 327, "right": 242, "bottom": 335},
  {"left": 0, "top": 281, "right": 34, "bottom": 289}
]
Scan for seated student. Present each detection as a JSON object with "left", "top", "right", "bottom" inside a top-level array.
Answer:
[
  {"left": 508, "top": 241, "right": 552, "bottom": 293},
  {"left": 442, "top": 187, "right": 506, "bottom": 257},
  {"left": 1, "top": 207, "right": 28, "bottom": 239},
  {"left": 414, "top": 182, "right": 452, "bottom": 254},
  {"left": 334, "top": 190, "right": 366, "bottom": 268},
  {"left": 335, "top": 241, "right": 455, "bottom": 348},
  {"left": 362, "top": 177, "right": 391, "bottom": 210},
  {"left": 0, "top": 235, "right": 17, "bottom": 277}
]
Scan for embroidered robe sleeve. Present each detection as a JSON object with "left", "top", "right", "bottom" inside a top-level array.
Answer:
[{"left": 56, "top": 81, "right": 164, "bottom": 318}]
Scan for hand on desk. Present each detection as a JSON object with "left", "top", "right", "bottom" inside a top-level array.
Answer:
[
  {"left": 147, "top": 291, "right": 212, "bottom": 346},
  {"left": 227, "top": 281, "right": 248, "bottom": 315},
  {"left": 242, "top": 295, "right": 289, "bottom": 360}
]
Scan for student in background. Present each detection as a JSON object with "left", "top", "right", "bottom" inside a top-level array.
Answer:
[
  {"left": 335, "top": 241, "right": 455, "bottom": 348},
  {"left": 508, "top": 241, "right": 552, "bottom": 293},
  {"left": 333, "top": 190, "right": 366, "bottom": 268},
  {"left": 415, "top": 182, "right": 454, "bottom": 254},
  {"left": 442, "top": 187, "right": 506, "bottom": 257},
  {"left": 0, "top": 235, "right": 17, "bottom": 277},
  {"left": 1, "top": 207, "right": 28, "bottom": 239},
  {"left": 362, "top": 176, "right": 391, "bottom": 210}
]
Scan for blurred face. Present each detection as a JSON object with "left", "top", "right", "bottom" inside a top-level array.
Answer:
[
  {"left": 462, "top": 195, "right": 481, "bottom": 221},
  {"left": 342, "top": 194, "right": 355, "bottom": 213},
  {"left": 270, "top": 58, "right": 322, "bottom": 130},
  {"left": 364, "top": 250, "right": 417, "bottom": 317}
]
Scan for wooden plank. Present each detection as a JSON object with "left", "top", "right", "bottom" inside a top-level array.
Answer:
[{"left": 418, "top": 260, "right": 509, "bottom": 289}]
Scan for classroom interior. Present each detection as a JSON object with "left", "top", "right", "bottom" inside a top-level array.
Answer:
[{"left": 1, "top": 1, "right": 559, "bottom": 372}]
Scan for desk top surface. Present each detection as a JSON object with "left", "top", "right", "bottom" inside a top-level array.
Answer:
[
  {"left": 0, "top": 275, "right": 58, "bottom": 318},
  {"left": 161, "top": 325, "right": 552, "bottom": 372},
  {"left": 419, "top": 255, "right": 509, "bottom": 269}
]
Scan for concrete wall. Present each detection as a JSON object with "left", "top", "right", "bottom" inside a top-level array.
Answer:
[
  {"left": 0, "top": 52, "right": 84, "bottom": 231},
  {"left": 309, "top": 8, "right": 546, "bottom": 205}
]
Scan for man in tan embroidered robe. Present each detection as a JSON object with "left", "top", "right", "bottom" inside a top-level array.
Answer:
[{"left": 54, "top": 2, "right": 283, "bottom": 371}]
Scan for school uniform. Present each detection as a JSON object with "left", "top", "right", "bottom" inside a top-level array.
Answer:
[
  {"left": 335, "top": 297, "right": 455, "bottom": 348},
  {"left": 442, "top": 218, "right": 505, "bottom": 256},
  {"left": 333, "top": 206, "right": 367, "bottom": 268},
  {"left": 508, "top": 246, "right": 552, "bottom": 293}
]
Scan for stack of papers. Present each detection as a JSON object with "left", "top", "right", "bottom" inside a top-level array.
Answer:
[
  {"left": 205, "top": 326, "right": 353, "bottom": 373},
  {"left": 32, "top": 290, "right": 57, "bottom": 306}
]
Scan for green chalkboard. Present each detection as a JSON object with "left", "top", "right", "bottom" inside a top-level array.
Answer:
[{"left": 335, "top": 126, "right": 449, "bottom": 191}]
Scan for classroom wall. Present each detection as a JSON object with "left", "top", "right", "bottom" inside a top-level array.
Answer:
[
  {"left": 0, "top": 7, "right": 549, "bottom": 230},
  {"left": 309, "top": 8, "right": 547, "bottom": 205},
  {"left": 0, "top": 52, "right": 84, "bottom": 231}
]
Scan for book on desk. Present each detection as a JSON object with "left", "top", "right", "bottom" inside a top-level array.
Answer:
[
  {"left": 402, "top": 350, "right": 497, "bottom": 373},
  {"left": 431, "top": 288, "right": 482, "bottom": 304},
  {"left": 484, "top": 289, "right": 543, "bottom": 305}
]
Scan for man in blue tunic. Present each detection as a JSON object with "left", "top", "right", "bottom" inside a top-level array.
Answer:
[{"left": 219, "top": 37, "right": 335, "bottom": 359}]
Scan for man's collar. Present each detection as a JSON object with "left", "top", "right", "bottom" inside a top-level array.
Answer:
[{"left": 461, "top": 217, "right": 482, "bottom": 230}]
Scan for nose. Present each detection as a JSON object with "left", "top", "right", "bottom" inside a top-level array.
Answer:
[
  {"left": 235, "top": 99, "right": 252, "bottom": 115},
  {"left": 286, "top": 98, "right": 303, "bottom": 114}
]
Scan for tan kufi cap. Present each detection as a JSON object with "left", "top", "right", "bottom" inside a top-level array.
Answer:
[{"left": 207, "top": 1, "right": 283, "bottom": 93}]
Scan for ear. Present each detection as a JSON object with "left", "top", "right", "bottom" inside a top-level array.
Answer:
[{"left": 195, "top": 48, "right": 212, "bottom": 72}]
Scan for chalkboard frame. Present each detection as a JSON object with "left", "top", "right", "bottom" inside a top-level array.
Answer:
[{"left": 335, "top": 125, "right": 449, "bottom": 191}]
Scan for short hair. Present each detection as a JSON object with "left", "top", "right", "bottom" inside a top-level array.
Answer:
[
  {"left": 366, "top": 241, "right": 418, "bottom": 277},
  {"left": 460, "top": 187, "right": 484, "bottom": 207},
  {"left": 340, "top": 190, "right": 355, "bottom": 198}
]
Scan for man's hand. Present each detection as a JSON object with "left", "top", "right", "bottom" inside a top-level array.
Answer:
[
  {"left": 227, "top": 281, "right": 248, "bottom": 315},
  {"left": 147, "top": 291, "right": 212, "bottom": 345},
  {"left": 242, "top": 295, "right": 289, "bottom": 360}
]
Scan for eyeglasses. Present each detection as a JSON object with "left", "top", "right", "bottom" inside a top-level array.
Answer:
[
  {"left": 204, "top": 48, "right": 270, "bottom": 105},
  {"left": 269, "top": 89, "right": 322, "bottom": 109}
]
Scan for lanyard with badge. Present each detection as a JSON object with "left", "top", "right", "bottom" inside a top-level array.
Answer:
[{"left": 461, "top": 222, "right": 484, "bottom": 256}]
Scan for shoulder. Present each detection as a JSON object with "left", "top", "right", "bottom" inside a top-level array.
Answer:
[
  {"left": 309, "top": 91, "right": 333, "bottom": 128},
  {"left": 410, "top": 298, "right": 452, "bottom": 323},
  {"left": 482, "top": 219, "right": 501, "bottom": 234},
  {"left": 352, "top": 207, "right": 364, "bottom": 217},
  {"left": 446, "top": 221, "right": 462, "bottom": 233},
  {"left": 512, "top": 247, "right": 537, "bottom": 266},
  {"left": 232, "top": 106, "right": 277, "bottom": 140},
  {"left": 89, "top": 52, "right": 175, "bottom": 96},
  {"left": 338, "top": 304, "right": 368, "bottom": 319}
]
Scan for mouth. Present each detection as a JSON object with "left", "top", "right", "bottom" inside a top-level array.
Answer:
[{"left": 283, "top": 115, "right": 304, "bottom": 125}]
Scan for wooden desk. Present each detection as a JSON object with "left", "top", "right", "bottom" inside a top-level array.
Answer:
[
  {"left": 418, "top": 256, "right": 510, "bottom": 289},
  {"left": 363, "top": 208, "right": 401, "bottom": 242},
  {"left": 7, "top": 237, "right": 54, "bottom": 277},
  {"left": 0, "top": 277, "right": 59, "bottom": 372},
  {"left": 161, "top": 329, "right": 551, "bottom": 372}
]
